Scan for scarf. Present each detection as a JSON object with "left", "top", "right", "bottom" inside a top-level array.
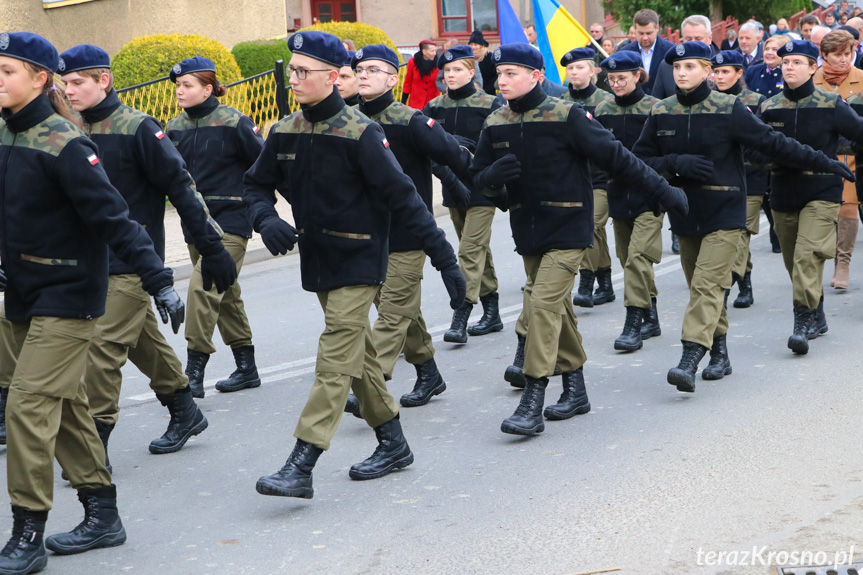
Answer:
[
  {"left": 821, "top": 59, "right": 851, "bottom": 87},
  {"left": 414, "top": 51, "right": 437, "bottom": 78}
]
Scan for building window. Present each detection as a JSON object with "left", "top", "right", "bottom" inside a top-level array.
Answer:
[
  {"left": 312, "top": 0, "right": 356, "bottom": 23},
  {"left": 43, "top": 0, "right": 100, "bottom": 7},
  {"left": 438, "top": 0, "right": 499, "bottom": 35}
]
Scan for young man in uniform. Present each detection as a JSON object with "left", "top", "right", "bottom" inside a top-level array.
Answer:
[
  {"left": 335, "top": 50, "right": 360, "bottom": 106},
  {"left": 470, "top": 43, "right": 688, "bottom": 435},
  {"left": 57, "top": 45, "right": 234, "bottom": 465},
  {"left": 244, "top": 32, "right": 465, "bottom": 498}
]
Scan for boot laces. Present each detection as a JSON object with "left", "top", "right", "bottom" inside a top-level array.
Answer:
[
  {"left": 69, "top": 497, "right": 101, "bottom": 534},
  {"left": 513, "top": 386, "right": 541, "bottom": 417},
  {"left": 680, "top": 346, "right": 702, "bottom": 370},
  {"left": 577, "top": 273, "right": 593, "bottom": 295},
  {"left": 623, "top": 309, "right": 641, "bottom": 332},
  {"left": 1, "top": 521, "right": 28, "bottom": 555}
]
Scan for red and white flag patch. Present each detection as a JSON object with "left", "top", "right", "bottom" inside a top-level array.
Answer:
[
  {"left": 585, "top": 111, "right": 593, "bottom": 120},
  {"left": 87, "top": 154, "right": 100, "bottom": 166},
  {"left": 253, "top": 125, "right": 260, "bottom": 134},
  {"left": 383, "top": 138, "right": 390, "bottom": 148},
  {"left": 426, "top": 118, "right": 436, "bottom": 128},
  {"left": 155, "top": 130, "right": 165, "bottom": 140}
]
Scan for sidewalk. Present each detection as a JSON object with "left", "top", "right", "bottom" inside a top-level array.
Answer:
[{"left": 164, "top": 181, "right": 448, "bottom": 280}]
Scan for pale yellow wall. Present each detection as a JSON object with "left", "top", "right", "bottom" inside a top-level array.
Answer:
[{"left": 0, "top": 0, "right": 286, "bottom": 55}]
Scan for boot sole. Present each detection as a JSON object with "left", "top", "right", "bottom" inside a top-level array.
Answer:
[
  {"left": 255, "top": 479, "right": 314, "bottom": 499},
  {"left": 148, "top": 416, "right": 209, "bottom": 455},
  {"left": 732, "top": 299, "right": 753, "bottom": 308},
  {"left": 501, "top": 420, "right": 545, "bottom": 436},
  {"left": 787, "top": 336, "right": 809, "bottom": 355},
  {"left": 592, "top": 294, "right": 616, "bottom": 305},
  {"left": 543, "top": 402, "right": 591, "bottom": 421},
  {"left": 442, "top": 332, "right": 468, "bottom": 344},
  {"left": 572, "top": 295, "right": 594, "bottom": 308},
  {"left": 215, "top": 377, "right": 262, "bottom": 393},
  {"left": 467, "top": 321, "right": 504, "bottom": 336},
  {"left": 348, "top": 451, "right": 414, "bottom": 481},
  {"left": 45, "top": 527, "right": 127, "bottom": 555},
  {"left": 399, "top": 382, "right": 446, "bottom": 407},
  {"left": 702, "top": 365, "right": 732, "bottom": 380},
  {"left": 0, "top": 553, "right": 47, "bottom": 575},
  {"left": 613, "top": 339, "right": 643, "bottom": 352},
  {"left": 667, "top": 369, "right": 696, "bottom": 392},
  {"left": 806, "top": 326, "right": 828, "bottom": 340},
  {"left": 504, "top": 367, "right": 526, "bottom": 388},
  {"left": 641, "top": 328, "right": 661, "bottom": 340}
]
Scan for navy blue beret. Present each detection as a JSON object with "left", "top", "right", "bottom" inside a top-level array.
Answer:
[
  {"left": 439, "top": 45, "right": 475, "bottom": 69},
  {"left": 0, "top": 32, "right": 58, "bottom": 73},
  {"left": 170, "top": 56, "right": 216, "bottom": 82},
  {"left": 342, "top": 50, "right": 355, "bottom": 68},
  {"left": 287, "top": 31, "right": 347, "bottom": 68},
  {"left": 493, "top": 43, "right": 544, "bottom": 71},
  {"left": 710, "top": 50, "right": 745, "bottom": 68},
  {"left": 664, "top": 41, "right": 713, "bottom": 65},
  {"left": 58, "top": 44, "right": 110, "bottom": 74},
  {"left": 600, "top": 50, "right": 642, "bottom": 72},
  {"left": 351, "top": 44, "right": 400, "bottom": 72},
  {"left": 560, "top": 47, "right": 596, "bottom": 67},
  {"left": 779, "top": 40, "right": 819, "bottom": 62}
]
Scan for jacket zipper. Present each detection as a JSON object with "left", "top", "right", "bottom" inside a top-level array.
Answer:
[{"left": 310, "top": 123, "right": 320, "bottom": 286}]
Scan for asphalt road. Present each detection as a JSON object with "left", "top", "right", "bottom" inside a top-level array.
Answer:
[{"left": 2, "top": 211, "right": 862, "bottom": 575}]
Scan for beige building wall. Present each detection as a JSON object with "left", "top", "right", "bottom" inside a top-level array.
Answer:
[{"left": 0, "top": 0, "right": 286, "bottom": 55}]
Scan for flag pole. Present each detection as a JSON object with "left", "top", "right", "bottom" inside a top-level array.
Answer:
[{"left": 588, "top": 35, "right": 609, "bottom": 58}]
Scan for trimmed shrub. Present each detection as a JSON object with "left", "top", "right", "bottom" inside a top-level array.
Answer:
[
  {"left": 297, "top": 22, "right": 402, "bottom": 64},
  {"left": 113, "top": 34, "right": 242, "bottom": 89},
  {"left": 232, "top": 39, "right": 292, "bottom": 77}
]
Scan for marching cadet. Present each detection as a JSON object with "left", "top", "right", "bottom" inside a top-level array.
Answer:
[
  {"left": 349, "top": 44, "right": 473, "bottom": 407},
  {"left": 0, "top": 32, "right": 184, "bottom": 573},
  {"left": 561, "top": 47, "right": 616, "bottom": 310},
  {"left": 423, "top": 45, "right": 504, "bottom": 345},
  {"left": 335, "top": 50, "right": 360, "bottom": 106},
  {"left": 58, "top": 45, "right": 233, "bottom": 466},
  {"left": 758, "top": 39, "right": 863, "bottom": 354},
  {"left": 470, "top": 43, "right": 688, "bottom": 436},
  {"left": 244, "top": 32, "right": 465, "bottom": 498},
  {"left": 593, "top": 50, "right": 663, "bottom": 352},
  {"left": 166, "top": 57, "right": 264, "bottom": 397},
  {"left": 633, "top": 42, "right": 854, "bottom": 392},
  {"left": 710, "top": 50, "right": 767, "bottom": 309}
]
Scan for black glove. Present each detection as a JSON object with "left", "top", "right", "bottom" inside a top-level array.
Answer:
[
  {"left": 440, "top": 263, "right": 466, "bottom": 310},
  {"left": 674, "top": 154, "right": 714, "bottom": 181},
  {"left": 483, "top": 153, "right": 521, "bottom": 190},
  {"left": 654, "top": 186, "right": 689, "bottom": 218},
  {"left": 154, "top": 286, "right": 185, "bottom": 334},
  {"left": 0, "top": 267, "right": 6, "bottom": 291},
  {"left": 258, "top": 217, "right": 298, "bottom": 256},
  {"left": 200, "top": 247, "right": 237, "bottom": 293},
  {"left": 433, "top": 163, "right": 472, "bottom": 207},
  {"left": 453, "top": 135, "right": 477, "bottom": 153},
  {"left": 827, "top": 159, "right": 856, "bottom": 182}
]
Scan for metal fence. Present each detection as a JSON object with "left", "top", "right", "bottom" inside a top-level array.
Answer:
[{"left": 117, "top": 59, "right": 408, "bottom": 137}]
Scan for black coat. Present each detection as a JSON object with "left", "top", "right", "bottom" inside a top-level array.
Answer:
[
  {"left": 0, "top": 96, "right": 171, "bottom": 323},
  {"left": 243, "top": 89, "right": 457, "bottom": 293},
  {"left": 81, "top": 90, "right": 223, "bottom": 275},
  {"left": 619, "top": 36, "right": 676, "bottom": 94},
  {"left": 716, "top": 82, "right": 768, "bottom": 196},
  {"left": 562, "top": 82, "right": 614, "bottom": 190}
]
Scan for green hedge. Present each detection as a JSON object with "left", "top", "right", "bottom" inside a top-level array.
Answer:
[{"left": 232, "top": 39, "right": 293, "bottom": 77}]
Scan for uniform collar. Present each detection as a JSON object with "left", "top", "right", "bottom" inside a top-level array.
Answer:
[
  {"left": 614, "top": 85, "right": 645, "bottom": 107},
  {"left": 301, "top": 88, "right": 345, "bottom": 123},
  {"left": 448, "top": 81, "right": 477, "bottom": 100},
  {"left": 343, "top": 92, "right": 360, "bottom": 107},
  {"left": 358, "top": 90, "right": 395, "bottom": 117},
  {"left": 1, "top": 94, "right": 55, "bottom": 134},
  {"left": 508, "top": 82, "right": 546, "bottom": 113},
  {"left": 185, "top": 95, "right": 220, "bottom": 119},
  {"left": 719, "top": 80, "right": 743, "bottom": 96},
  {"left": 79, "top": 89, "right": 122, "bottom": 125},
  {"left": 675, "top": 80, "right": 712, "bottom": 107},
  {"left": 783, "top": 77, "right": 815, "bottom": 101},
  {"left": 567, "top": 82, "right": 596, "bottom": 101}
]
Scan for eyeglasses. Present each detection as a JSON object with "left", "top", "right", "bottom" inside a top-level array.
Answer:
[
  {"left": 606, "top": 77, "right": 629, "bottom": 87},
  {"left": 781, "top": 60, "right": 810, "bottom": 69},
  {"left": 354, "top": 67, "right": 396, "bottom": 77},
  {"left": 287, "top": 66, "right": 333, "bottom": 80}
]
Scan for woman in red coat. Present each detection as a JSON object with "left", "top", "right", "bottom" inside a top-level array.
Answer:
[{"left": 402, "top": 39, "right": 440, "bottom": 109}]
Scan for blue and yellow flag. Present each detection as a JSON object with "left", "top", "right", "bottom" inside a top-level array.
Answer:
[
  {"left": 532, "top": 0, "right": 593, "bottom": 84},
  {"left": 497, "top": 0, "right": 529, "bottom": 44}
]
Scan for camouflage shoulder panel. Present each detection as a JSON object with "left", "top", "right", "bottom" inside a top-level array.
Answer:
[
  {"left": 426, "top": 94, "right": 447, "bottom": 109},
  {"left": 652, "top": 91, "right": 735, "bottom": 115},
  {"left": 593, "top": 99, "right": 614, "bottom": 116},
  {"left": 473, "top": 91, "right": 497, "bottom": 109},
  {"left": 368, "top": 101, "right": 417, "bottom": 126},
  {"left": 847, "top": 91, "right": 863, "bottom": 106},
  {"left": 523, "top": 96, "right": 572, "bottom": 124},
  {"left": 760, "top": 91, "right": 793, "bottom": 113},
  {"left": 634, "top": 96, "right": 658, "bottom": 115},
  {"left": 88, "top": 104, "right": 147, "bottom": 136},
  {"left": 165, "top": 112, "right": 194, "bottom": 132},
  {"left": 12, "top": 115, "right": 86, "bottom": 157},
  {"left": 739, "top": 90, "right": 764, "bottom": 108},
  {"left": 651, "top": 95, "right": 679, "bottom": 115},
  {"left": 317, "top": 104, "right": 373, "bottom": 140},
  {"left": 560, "top": 91, "right": 574, "bottom": 102},
  {"left": 485, "top": 104, "right": 519, "bottom": 127},
  {"left": 588, "top": 89, "right": 614, "bottom": 107},
  {"left": 800, "top": 87, "right": 840, "bottom": 109},
  {"left": 198, "top": 104, "right": 243, "bottom": 129}
]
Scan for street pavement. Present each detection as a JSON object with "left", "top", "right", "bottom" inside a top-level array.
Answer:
[{"left": 1, "top": 208, "right": 863, "bottom": 575}]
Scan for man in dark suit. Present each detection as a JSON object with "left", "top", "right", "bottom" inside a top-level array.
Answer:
[
  {"left": 651, "top": 15, "right": 719, "bottom": 100},
  {"left": 737, "top": 22, "right": 763, "bottom": 70},
  {"left": 619, "top": 8, "right": 676, "bottom": 94}
]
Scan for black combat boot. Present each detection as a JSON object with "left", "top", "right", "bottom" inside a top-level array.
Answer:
[
  {"left": 256, "top": 439, "right": 323, "bottom": 498},
  {"left": 503, "top": 334, "right": 526, "bottom": 388},
  {"left": 400, "top": 358, "right": 446, "bottom": 407},
  {"left": 572, "top": 270, "right": 595, "bottom": 308},
  {"left": 807, "top": 295, "right": 828, "bottom": 339},
  {"left": 349, "top": 415, "right": 414, "bottom": 480},
  {"left": 215, "top": 345, "right": 262, "bottom": 393},
  {"left": 788, "top": 307, "right": 813, "bottom": 355},
  {"left": 45, "top": 485, "right": 126, "bottom": 555},
  {"left": 344, "top": 393, "right": 362, "bottom": 418},
  {"left": 614, "top": 307, "right": 644, "bottom": 351},
  {"left": 0, "top": 507, "right": 47, "bottom": 575},
  {"left": 501, "top": 376, "right": 547, "bottom": 435},
  {"left": 641, "top": 297, "right": 661, "bottom": 339},
  {"left": 63, "top": 418, "right": 113, "bottom": 481},
  {"left": 185, "top": 350, "right": 209, "bottom": 399},
  {"left": 667, "top": 341, "right": 708, "bottom": 392},
  {"left": 671, "top": 232, "right": 680, "bottom": 254},
  {"left": 149, "top": 387, "right": 209, "bottom": 454},
  {"left": 593, "top": 267, "right": 616, "bottom": 305},
  {"left": 543, "top": 368, "right": 590, "bottom": 420},
  {"left": 443, "top": 301, "right": 473, "bottom": 344},
  {"left": 733, "top": 271, "right": 754, "bottom": 308},
  {"left": 0, "top": 386, "right": 7, "bottom": 446},
  {"left": 467, "top": 292, "right": 503, "bottom": 336},
  {"left": 701, "top": 334, "right": 732, "bottom": 380}
]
